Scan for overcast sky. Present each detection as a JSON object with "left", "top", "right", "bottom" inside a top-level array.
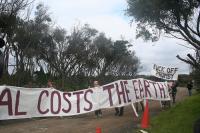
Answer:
[{"left": 34, "top": 0, "right": 195, "bottom": 75}]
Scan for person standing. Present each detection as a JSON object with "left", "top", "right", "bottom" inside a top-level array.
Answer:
[
  {"left": 93, "top": 80, "right": 102, "bottom": 118},
  {"left": 47, "top": 80, "right": 53, "bottom": 88},
  {"left": 115, "top": 107, "right": 124, "bottom": 116},
  {"left": 187, "top": 81, "right": 193, "bottom": 96},
  {"left": 135, "top": 101, "right": 144, "bottom": 112},
  {"left": 171, "top": 81, "right": 178, "bottom": 104}
]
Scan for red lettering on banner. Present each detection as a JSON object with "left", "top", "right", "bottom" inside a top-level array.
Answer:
[
  {"left": 166, "top": 83, "right": 170, "bottom": 89},
  {"left": 115, "top": 82, "right": 127, "bottom": 104},
  {"left": 157, "top": 83, "right": 166, "bottom": 98},
  {"left": 138, "top": 80, "right": 144, "bottom": 98},
  {"left": 164, "top": 83, "right": 170, "bottom": 98},
  {"left": 62, "top": 92, "right": 71, "bottom": 113},
  {"left": 150, "top": 81, "right": 158, "bottom": 98},
  {"left": 143, "top": 80, "right": 152, "bottom": 97},
  {"left": 103, "top": 84, "right": 114, "bottom": 106},
  {"left": 51, "top": 91, "right": 61, "bottom": 114},
  {"left": 84, "top": 89, "right": 93, "bottom": 111},
  {"left": 37, "top": 90, "right": 49, "bottom": 114},
  {"left": 73, "top": 91, "right": 84, "bottom": 113},
  {"left": 132, "top": 80, "right": 139, "bottom": 99},
  {"left": 15, "top": 91, "right": 27, "bottom": 116},
  {"left": 123, "top": 81, "right": 131, "bottom": 102},
  {"left": 0, "top": 88, "right": 13, "bottom": 116}
]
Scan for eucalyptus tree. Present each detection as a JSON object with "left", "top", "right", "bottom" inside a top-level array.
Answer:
[
  {"left": 126, "top": 0, "right": 200, "bottom": 69},
  {"left": 108, "top": 40, "right": 139, "bottom": 78},
  {"left": 0, "top": 0, "right": 33, "bottom": 74},
  {"left": 39, "top": 24, "right": 98, "bottom": 88},
  {"left": 91, "top": 34, "right": 140, "bottom": 82}
]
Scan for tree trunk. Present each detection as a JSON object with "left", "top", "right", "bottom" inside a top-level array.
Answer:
[
  {"left": 61, "top": 72, "right": 65, "bottom": 90},
  {"left": 3, "top": 45, "right": 9, "bottom": 74}
]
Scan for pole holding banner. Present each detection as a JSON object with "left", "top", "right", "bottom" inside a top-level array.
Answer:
[{"left": 131, "top": 103, "right": 139, "bottom": 117}]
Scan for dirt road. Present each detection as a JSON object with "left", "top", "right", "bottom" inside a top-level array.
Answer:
[{"left": 0, "top": 87, "right": 188, "bottom": 133}]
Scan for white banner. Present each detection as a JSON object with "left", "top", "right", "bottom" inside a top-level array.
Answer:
[
  {"left": 151, "top": 64, "right": 178, "bottom": 80},
  {"left": 0, "top": 78, "right": 170, "bottom": 120}
]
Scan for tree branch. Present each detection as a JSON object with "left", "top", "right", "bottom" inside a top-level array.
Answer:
[
  {"left": 187, "top": 25, "right": 199, "bottom": 36},
  {"left": 158, "top": 20, "right": 179, "bottom": 32},
  {"left": 166, "top": 32, "right": 187, "bottom": 42},
  {"left": 179, "top": 31, "right": 200, "bottom": 49},
  {"left": 178, "top": 20, "right": 200, "bottom": 48},
  {"left": 176, "top": 43, "right": 196, "bottom": 50},
  {"left": 176, "top": 55, "right": 195, "bottom": 66},
  {"left": 197, "top": 10, "right": 200, "bottom": 36},
  {"left": 173, "top": 6, "right": 200, "bottom": 49},
  {"left": 187, "top": 54, "right": 200, "bottom": 69},
  {"left": 176, "top": 54, "right": 200, "bottom": 70}
]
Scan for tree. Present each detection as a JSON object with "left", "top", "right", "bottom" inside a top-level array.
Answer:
[
  {"left": 91, "top": 34, "right": 140, "bottom": 83},
  {"left": 0, "top": 0, "right": 32, "bottom": 37},
  {"left": 126, "top": 0, "right": 200, "bottom": 69},
  {"left": 39, "top": 24, "right": 98, "bottom": 89},
  {"left": 0, "top": 2, "right": 140, "bottom": 89},
  {"left": 0, "top": 0, "right": 33, "bottom": 76},
  {"left": 9, "top": 3, "right": 52, "bottom": 85},
  {"left": 110, "top": 40, "right": 139, "bottom": 77}
]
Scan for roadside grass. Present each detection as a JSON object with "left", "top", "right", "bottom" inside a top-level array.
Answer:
[{"left": 143, "top": 93, "right": 200, "bottom": 133}]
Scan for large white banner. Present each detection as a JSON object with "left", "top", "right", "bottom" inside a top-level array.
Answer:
[
  {"left": 0, "top": 78, "right": 170, "bottom": 120},
  {"left": 151, "top": 64, "right": 178, "bottom": 80}
]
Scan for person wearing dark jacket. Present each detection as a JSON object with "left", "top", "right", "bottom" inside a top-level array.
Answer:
[
  {"left": 171, "top": 81, "right": 178, "bottom": 104},
  {"left": 135, "top": 101, "right": 144, "bottom": 112},
  {"left": 187, "top": 81, "right": 193, "bottom": 96},
  {"left": 115, "top": 107, "right": 124, "bottom": 116}
]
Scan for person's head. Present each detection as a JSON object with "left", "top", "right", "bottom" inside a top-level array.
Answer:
[
  {"left": 47, "top": 80, "right": 53, "bottom": 87},
  {"left": 172, "top": 80, "right": 177, "bottom": 85},
  {"left": 93, "top": 80, "right": 99, "bottom": 86},
  {"left": 28, "top": 81, "right": 32, "bottom": 87}
]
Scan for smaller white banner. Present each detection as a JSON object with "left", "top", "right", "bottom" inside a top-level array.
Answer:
[{"left": 151, "top": 64, "right": 178, "bottom": 80}]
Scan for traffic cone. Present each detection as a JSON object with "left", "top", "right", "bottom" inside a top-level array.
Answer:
[
  {"left": 96, "top": 127, "right": 102, "bottom": 133},
  {"left": 140, "top": 100, "right": 149, "bottom": 128}
]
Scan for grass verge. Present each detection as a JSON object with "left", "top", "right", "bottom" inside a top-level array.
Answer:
[{"left": 146, "top": 93, "right": 200, "bottom": 133}]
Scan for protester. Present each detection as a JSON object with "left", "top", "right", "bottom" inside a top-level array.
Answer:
[
  {"left": 93, "top": 80, "right": 102, "bottom": 118},
  {"left": 47, "top": 80, "right": 53, "bottom": 88},
  {"left": 187, "top": 81, "right": 193, "bottom": 96},
  {"left": 135, "top": 101, "right": 144, "bottom": 112},
  {"left": 24, "top": 81, "right": 33, "bottom": 88},
  {"left": 115, "top": 107, "right": 124, "bottom": 116},
  {"left": 171, "top": 81, "right": 178, "bottom": 104}
]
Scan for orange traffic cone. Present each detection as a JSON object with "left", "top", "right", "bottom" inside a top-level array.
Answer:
[
  {"left": 96, "top": 127, "right": 102, "bottom": 133},
  {"left": 141, "top": 100, "right": 149, "bottom": 128}
]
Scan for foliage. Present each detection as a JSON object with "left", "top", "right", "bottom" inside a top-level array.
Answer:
[
  {"left": 191, "top": 68, "right": 200, "bottom": 89},
  {"left": 126, "top": 0, "right": 200, "bottom": 69},
  {"left": 0, "top": 2, "right": 140, "bottom": 90},
  {"left": 177, "top": 74, "right": 191, "bottom": 87},
  {"left": 148, "top": 93, "right": 200, "bottom": 133}
]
